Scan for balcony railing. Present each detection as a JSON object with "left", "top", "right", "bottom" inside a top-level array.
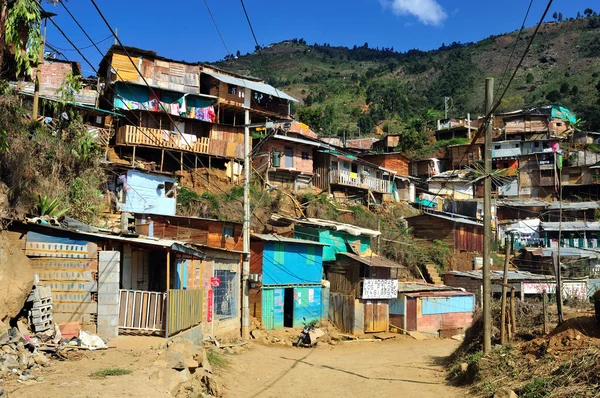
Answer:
[
  {"left": 330, "top": 169, "right": 390, "bottom": 193},
  {"left": 116, "top": 125, "right": 243, "bottom": 159}
]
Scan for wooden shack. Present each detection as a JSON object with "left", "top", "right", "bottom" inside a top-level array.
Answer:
[{"left": 406, "top": 212, "right": 484, "bottom": 253}]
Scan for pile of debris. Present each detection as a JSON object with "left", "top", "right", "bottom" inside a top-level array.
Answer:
[{"left": 151, "top": 340, "right": 223, "bottom": 397}]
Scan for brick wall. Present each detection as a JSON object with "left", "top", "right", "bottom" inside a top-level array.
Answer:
[
  {"left": 33, "top": 61, "right": 73, "bottom": 86},
  {"left": 362, "top": 154, "right": 409, "bottom": 176},
  {"left": 417, "top": 312, "right": 473, "bottom": 335},
  {"left": 253, "top": 138, "right": 313, "bottom": 173}
]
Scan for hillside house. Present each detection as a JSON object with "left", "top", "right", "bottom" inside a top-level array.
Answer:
[
  {"left": 448, "top": 143, "right": 482, "bottom": 169},
  {"left": 249, "top": 234, "right": 328, "bottom": 330},
  {"left": 7, "top": 221, "right": 206, "bottom": 342},
  {"left": 518, "top": 152, "right": 559, "bottom": 199},
  {"left": 497, "top": 106, "right": 574, "bottom": 139},
  {"left": 98, "top": 45, "right": 297, "bottom": 174},
  {"left": 435, "top": 118, "right": 479, "bottom": 141},
  {"left": 108, "top": 169, "right": 178, "bottom": 216},
  {"left": 389, "top": 283, "right": 475, "bottom": 337},
  {"left": 253, "top": 122, "right": 320, "bottom": 191},
  {"left": 410, "top": 158, "right": 445, "bottom": 179},
  {"left": 427, "top": 170, "right": 476, "bottom": 200},
  {"left": 312, "top": 150, "right": 396, "bottom": 204},
  {"left": 406, "top": 212, "right": 485, "bottom": 253},
  {"left": 358, "top": 152, "right": 415, "bottom": 202},
  {"left": 132, "top": 213, "right": 243, "bottom": 338}
]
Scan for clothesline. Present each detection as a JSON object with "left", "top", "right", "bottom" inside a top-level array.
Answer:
[{"left": 114, "top": 94, "right": 216, "bottom": 123}]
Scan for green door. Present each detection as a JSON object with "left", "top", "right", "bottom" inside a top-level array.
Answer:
[{"left": 262, "top": 289, "right": 274, "bottom": 330}]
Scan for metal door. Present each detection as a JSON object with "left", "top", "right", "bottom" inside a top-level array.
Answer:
[
  {"left": 284, "top": 147, "right": 294, "bottom": 168},
  {"left": 262, "top": 289, "right": 274, "bottom": 330},
  {"left": 406, "top": 298, "right": 417, "bottom": 331}
]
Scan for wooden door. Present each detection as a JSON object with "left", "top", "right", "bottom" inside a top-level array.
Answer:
[
  {"left": 364, "top": 300, "right": 389, "bottom": 333},
  {"left": 406, "top": 298, "right": 417, "bottom": 331}
]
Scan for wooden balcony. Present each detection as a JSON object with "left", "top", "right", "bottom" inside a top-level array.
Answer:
[
  {"left": 115, "top": 125, "right": 244, "bottom": 159},
  {"left": 330, "top": 170, "right": 390, "bottom": 193}
]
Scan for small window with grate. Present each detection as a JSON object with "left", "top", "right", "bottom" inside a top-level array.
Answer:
[{"left": 214, "top": 270, "right": 237, "bottom": 318}]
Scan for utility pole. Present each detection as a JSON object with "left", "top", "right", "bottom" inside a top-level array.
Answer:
[
  {"left": 555, "top": 156, "right": 564, "bottom": 324},
  {"left": 32, "top": 15, "right": 51, "bottom": 119},
  {"left": 444, "top": 96, "right": 451, "bottom": 119},
  {"left": 500, "top": 235, "right": 510, "bottom": 345},
  {"left": 241, "top": 109, "right": 251, "bottom": 340},
  {"left": 483, "top": 77, "right": 494, "bottom": 354}
]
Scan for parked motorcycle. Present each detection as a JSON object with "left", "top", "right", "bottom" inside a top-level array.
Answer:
[{"left": 295, "top": 318, "right": 324, "bottom": 347}]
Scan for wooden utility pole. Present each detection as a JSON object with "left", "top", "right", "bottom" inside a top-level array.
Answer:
[
  {"left": 32, "top": 17, "right": 49, "bottom": 119},
  {"left": 543, "top": 290, "right": 549, "bottom": 334},
  {"left": 500, "top": 235, "right": 510, "bottom": 345},
  {"left": 241, "top": 108, "right": 251, "bottom": 340},
  {"left": 482, "top": 77, "right": 494, "bottom": 354},
  {"left": 553, "top": 250, "right": 564, "bottom": 324}
]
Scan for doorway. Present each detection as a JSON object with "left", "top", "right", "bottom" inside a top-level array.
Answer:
[
  {"left": 284, "top": 147, "right": 294, "bottom": 168},
  {"left": 284, "top": 287, "right": 294, "bottom": 327}
]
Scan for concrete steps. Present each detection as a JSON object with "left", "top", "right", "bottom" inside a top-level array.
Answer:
[{"left": 423, "top": 263, "right": 444, "bottom": 285}]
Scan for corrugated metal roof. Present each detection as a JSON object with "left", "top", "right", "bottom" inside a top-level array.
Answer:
[
  {"left": 272, "top": 135, "right": 321, "bottom": 147},
  {"left": 445, "top": 270, "right": 550, "bottom": 281},
  {"left": 524, "top": 247, "right": 599, "bottom": 259},
  {"left": 397, "top": 283, "right": 464, "bottom": 293},
  {"left": 497, "top": 199, "right": 550, "bottom": 207},
  {"left": 338, "top": 252, "right": 406, "bottom": 268},
  {"left": 270, "top": 214, "right": 381, "bottom": 237},
  {"left": 414, "top": 212, "right": 484, "bottom": 227},
  {"left": 251, "top": 233, "right": 329, "bottom": 246},
  {"left": 202, "top": 71, "right": 298, "bottom": 102},
  {"left": 540, "top": 221, "right": 600, "bottom": 231},
  {"left": 547, "top": 202, "right": 600, "bottom": 210}
]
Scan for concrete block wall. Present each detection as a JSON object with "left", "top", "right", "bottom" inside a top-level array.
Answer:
[
  {"left": 444, "top": 274, "right": 483, "bottom": 305},
  {"left": 97, "top": 251, "right": 120, "bottom": 341}
]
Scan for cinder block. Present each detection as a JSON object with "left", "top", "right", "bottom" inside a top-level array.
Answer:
[
  {"left": 98, "top": 291, "right": 120, "bottom": 305},
  {"left": 98, "top": 271, "right": 119, "bottom": 284},
  {"left": 97, "top": 283, "right": 119, "bottom": 295}
]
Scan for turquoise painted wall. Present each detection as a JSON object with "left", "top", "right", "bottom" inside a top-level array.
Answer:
[
  {"left": 122, "top": 170, "right": 177, "bottom": 216},
  {"left": 293, "top": 286, "right": 323, "bottom": 328},
  {"left": 421, "top": 295, "right": 474, "bottom": 315},
  {"left": 262, "top": 288, "right": 284, "bottom": 330},
  {"left": 294, "top": 226, "right": 371, "bottom": 262},
  {"left": 262, "top": 242, "right": 323, "bottom": 285}
]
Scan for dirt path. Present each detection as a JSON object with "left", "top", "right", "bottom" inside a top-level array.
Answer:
[{"left": 220, "top": 337, "right": 462, "bottom": 398}]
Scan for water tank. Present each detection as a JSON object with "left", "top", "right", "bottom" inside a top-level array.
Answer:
[{"left": 272, "top": 151, "right": 281, "bottom": 167}]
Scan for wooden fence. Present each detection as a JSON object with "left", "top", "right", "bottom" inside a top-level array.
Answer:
[
  {"left": 167, "top": 289, "right": 203, "bottom": 336},
  {"left": 118, "top": 290, "right": 166, "bottom": 332}
]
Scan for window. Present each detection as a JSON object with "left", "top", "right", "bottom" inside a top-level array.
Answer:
[
  {"left": 331, "top": 161, "right": 338, "bottom": 170},
  {"left": 514, "top": 143, "right": 520, "bottom": 148},
  {"left": 504, "top": 162, "right": 509, "bottom": 169},
  {"left": 301, "top": 151, "right": 310, "bottom": 160},
  {"left": 223, "top": 225, "right": 234, "bottom": 238},
  {"left": 351, "top": 163, "right": 358, "bottom": 173},
  {"left": 343, "top": 161, "right": 350, "bottom": 170},
  {"left": 556, "top": 122, "right": 563, "bottom": 127},
  {"left": 494, "top": 145, "right": 501, "bottom": 150},
  {"left": 229, "top": 84, "right": 237, "bottom": 95},
  {"left": 468, "top": 152, "right": 474, "bottom": 159},
  {"left": 534, "top": 142, "right": 540, "bottom": 148},
  {"left": 214, "top": 270, "right": 237, "bottom": 318}
]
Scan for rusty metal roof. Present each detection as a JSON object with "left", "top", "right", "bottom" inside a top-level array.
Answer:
[{"left": 338, "top": 252, "right": 406, "bottom": 269}]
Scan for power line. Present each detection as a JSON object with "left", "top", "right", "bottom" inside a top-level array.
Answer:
[
  {"left": 239, "top": 0, "right": 260, "bottom": 50},
  {"left": 203, "top": 0, "right": 231, "bottom": 57}
]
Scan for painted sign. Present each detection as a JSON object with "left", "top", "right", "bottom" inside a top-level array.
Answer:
[
  {"left": 362, "top": 279, "right": 399, "bottom": 299},
  {"left": 308, "top": 288, "right": 314, "bottom": 303},
  {"left": 210, "top": 277, "right": 220, "bottom": 287},
  {"left": 523, "top": 281, "right": 587, "bottom": 300},
  {"left": 207, "top": 289, "right": 213, "bottom": 322}
]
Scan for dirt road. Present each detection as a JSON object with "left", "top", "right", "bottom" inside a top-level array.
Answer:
[{"left": 221, "top": 337, "right": 462, "bottom": 398}]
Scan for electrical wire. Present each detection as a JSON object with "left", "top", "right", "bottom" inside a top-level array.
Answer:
[{"left": 203, "top": 0, "right": 231, "bottom": 57}]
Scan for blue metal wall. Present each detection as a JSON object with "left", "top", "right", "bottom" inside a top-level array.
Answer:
[
  {"left": 261, "top": 288, "right": 284, "bottom": 330},
  {"left": 262, "top": 242, "right": 323, "bottom": 285},
  {"left": 421, "top": 295, "right": 474, "bottom": 315},
  {"left": 122, "top": 170, "right": 177, "bottom": 216},
  {"left": 389, "top": 297, "right": 405, "bottom": 315},
  {"left": 262, "top": 286, "right": 325, "bottom": 329}
]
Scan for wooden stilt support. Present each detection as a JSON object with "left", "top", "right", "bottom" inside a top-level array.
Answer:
[
  {"left": 160, "top": 149, "right": 165, "bottom": 172},
  {"left": 510, "top": 289, "right": 517, "bottom": 335},
  {"left": 132, "top": 146, "right": 136, "bottom": 167}
]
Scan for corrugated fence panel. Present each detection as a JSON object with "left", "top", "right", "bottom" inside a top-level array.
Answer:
[{"left": 167, "top": 289, "right": 203, "bottom": 336}]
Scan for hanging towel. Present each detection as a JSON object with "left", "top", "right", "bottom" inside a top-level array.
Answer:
[
  {"left": 162, "top": 130, "right": 170, "bottom": 142},
  {"left": 180, "top": 133, "right": 195, "bottom": 147},
  {"left": 170, "top": 103, "right": 180, "bottom": 116},
  {"left": 178, "top": 96, "right": 187, "bottom": 117}
]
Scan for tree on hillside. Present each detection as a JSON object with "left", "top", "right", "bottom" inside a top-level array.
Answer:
[
  {"left": 553, "top": 12, "right": 558, "bottom": 21},
  {"left": 558, "top": 12, "right": 563, "bottom": 22},
  {"left": 577, "top": 11, "right": 582, "bottom": 19},
  {"left": 585, "top": 8, "right": 594, "bottom": 17},
  {"left": 0, "top": 0, "right": 44, "bottom": 77}
]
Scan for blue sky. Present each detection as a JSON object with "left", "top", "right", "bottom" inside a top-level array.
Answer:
[{"left": 44, "top": 0, "right": 597, "bottom": 76}]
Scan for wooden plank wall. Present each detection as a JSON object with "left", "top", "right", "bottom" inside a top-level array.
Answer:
[
  {"left": 363, "top": 300, "right": 389, "bottom": 333},
  {"left": 249, "top": 287, "right": 262, "bottom": 320},
  {"left": 406, "top": 215, "right": 455, "bottom": 248},
  {"left": 329, "top": 293, "right": 355, "bottom": 334},
  {"left": 313, "top": 152, "right": 330, "bottom": 192},
  {"left": 327, "top": 261, "right": 360, "bottom": 297},
  {"left": 454, "top": 225, "right": 484, "bottom": 253}
]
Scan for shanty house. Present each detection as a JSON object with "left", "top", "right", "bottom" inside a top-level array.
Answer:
[
  {"left": 132, "top": 213, "right": 243, "bottom": 339},
  {"left": 109, "top": 169, "right": 178, "bottom": 216},
  {"left": 249, "top": 234, "right": 328, "bottom": 330},
  {"left": 358, "top": 152, "right": 415, "bottom": 202},
  {"left": 389, "top": 283, "right": 475, "bottom": 337},
  {"left": 253, "top": 122, "right": 320, "bottom": 191},
  {"left": 444, "top": 270, "right": 588, "bottom": 304},
  {"left": 427, "top": 170, "right": 476, "bottom": 200},
  {"left": 7, "top": 221, "right": 206, "bottom": 342},
  {"left": 406, "top": 212, "right": 485, "bottom": 253}
]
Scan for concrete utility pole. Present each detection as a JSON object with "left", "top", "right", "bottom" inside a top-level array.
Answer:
[
  {"left": 483, "top": 77, "right": 494, "bottom": 354},
  {"left": 555, "top": 159, "right": 564, "bottom": 324},
  {"left": 241, "top": 109, "right": 251, "bottom": 340},
  {"left": 444, "top": 96, "right": 451, "bottom": 119},
  {"left": 500, "top": 235, "right": 510, "bottom": 345}
]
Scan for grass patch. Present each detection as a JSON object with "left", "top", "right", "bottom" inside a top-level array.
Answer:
[
  {"left": 89, "top": 367, "right": 132, "bottom": 378},
  {"left": 207, "top": 350, "right": 229, "bottom": 369}
]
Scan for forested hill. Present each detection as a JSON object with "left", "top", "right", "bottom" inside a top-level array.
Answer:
[{"left": 214, "top": 13, "right": 600, "bottom": 150}]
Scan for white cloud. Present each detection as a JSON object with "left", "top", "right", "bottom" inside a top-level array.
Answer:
[{"left": 386, "top": 0, "right": 448, "bottom": 26}]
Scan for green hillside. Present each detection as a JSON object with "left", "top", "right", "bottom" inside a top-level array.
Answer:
[{"left": 214, "top": 14, "right": 600, "bottom": 152}]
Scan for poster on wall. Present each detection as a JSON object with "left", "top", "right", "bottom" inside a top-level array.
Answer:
[
  {"left": 361, "top": 279, "right": 399, "bottom": 299},
  {"left": 308, "top": 288, "right": 314, "bottom": 303}
]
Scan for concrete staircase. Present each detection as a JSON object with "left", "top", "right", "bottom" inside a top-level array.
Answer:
[{"left": 423, "top": 263, "right": 444, "bottom": 285}]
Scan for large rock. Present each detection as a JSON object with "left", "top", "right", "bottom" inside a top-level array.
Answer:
[
  {"left": 494, "top": 388, "right": 518, "bottom": 398},
  {"left": 0, "top": 231, "right": 34, "bottom": 323}
]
